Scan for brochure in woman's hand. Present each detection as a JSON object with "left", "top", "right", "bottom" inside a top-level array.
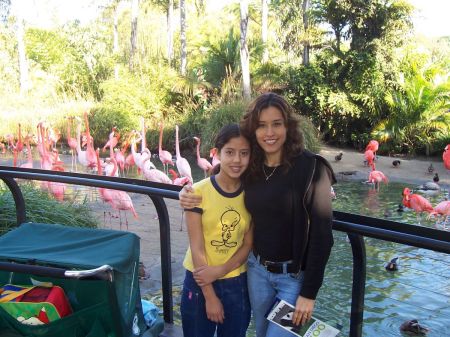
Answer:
[{"left": 266, "top": 299, "right": 340, "bottom": 337}]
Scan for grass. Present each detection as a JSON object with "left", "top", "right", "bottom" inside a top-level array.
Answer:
[{"left": 0, "top": 181, "right": 99, "bottom": 235}]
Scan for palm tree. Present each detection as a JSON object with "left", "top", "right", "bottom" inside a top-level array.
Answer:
[
  {"left": 239, "top": 0, "right": 251, "bottom": 100},
  {"left": 261, "top": 0, "right": 268, "bottom": 63},
  {"left": 129, "top": 0, "right": 139, "bottom": 71},
  {"left": 180, "top": 0, "right": 187, "bottom": 75}
]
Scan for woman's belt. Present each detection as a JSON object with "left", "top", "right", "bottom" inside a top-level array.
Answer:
[{"left": 253, "top": 252, "right": 297, "bottom": 274}]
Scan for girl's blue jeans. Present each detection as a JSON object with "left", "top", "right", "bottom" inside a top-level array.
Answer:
[
  {"left": 180, "top": 270, "right": 251, "bottom": 337},
  {"left": 247, "top": 252, "right": 304, "bottom": 337}
]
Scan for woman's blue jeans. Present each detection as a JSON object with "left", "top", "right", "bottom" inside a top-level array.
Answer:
[
  {"left": 247, "top": 252, "right": 304, "bottom": 337},
  {"left": 180, "top": 270, "right": 251, "bottom": 337}
]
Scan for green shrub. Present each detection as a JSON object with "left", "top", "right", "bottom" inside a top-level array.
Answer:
[
  {"left": 0, "top": 182, "right": 99, "bottom": 236},
  {"left": 200, "top": 100, "right": 247, "bottom": 154}
]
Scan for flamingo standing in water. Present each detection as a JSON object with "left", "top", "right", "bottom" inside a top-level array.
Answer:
[
  {"left": 158, "top": 122, "right": 174, "bottom": 174},
  {"left": 193, "top": 136, "right": 212, "bottom": 178},
  {"left": 175, "top": 125, "right": 193, "bottom": 183},
  {"left": 19, "top": 136, "right": 33, "bottom": 169},
  {"left": 443, "top": 144, "right": 450, "bottom": 170},
  {"left": 83, "top": 112, "right": 97, "bottom": 170},
  {"left": 367, "top": 170, "right": 388, "bottom": 190},
  {"left": 66, "top": 117, "right": 78, "bottom": 171},
  {"left": 402, "top": 187, "right": 434, "bottom": 223},
  {"left": 431, "top": 200, "right": 450, "bottom": 229}
]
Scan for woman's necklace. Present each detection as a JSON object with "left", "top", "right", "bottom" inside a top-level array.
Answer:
[{"left": 262, "top": 164, "right": 277, "bottom": 181}]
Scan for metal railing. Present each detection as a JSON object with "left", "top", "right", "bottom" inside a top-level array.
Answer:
[{"left": 1, "top": 166, "right": 449, "bottom": 337}]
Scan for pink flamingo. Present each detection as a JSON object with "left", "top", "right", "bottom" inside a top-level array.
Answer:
[
  {"left": 169, "top": 169, "right": 191, "bottom": 186},
  {"left": 0, "top": 142, "right": 5, "bottom": 154},
  {"left": 75, "top": 117, "right": 90, "bottom": 169},
  {"left": 367, "top": 170, "right": 388, "bottom": 190},
  {"left": 168, "top": 168, "right": 191, "bottom": 231},
  {"left": 83, "top": 112, "right": 97, "bottom": 170},
  {"left": 175, "top": 125, "right": 193, "bottom": 183},
  {"left": 364, "top": 149, "right": 375, "bottom": 169},
  {"left": 193, "top": 136, "right": 212, "bottom": 178},
  {"left": 141, "top": 151, "right": 173, "bottom": 184},
  {"left": 210, "top": 147, "right": 220, "bottom": 167},
  {"left": 443, "top": 144, "right": 450, "bottom": 170},
  {"left": 66, "top": 117, "right": 78, "bottom": 171},
  {"left": 19, "top": 136, "right": 33, "bottom": 169},
  {"left": 158, "top": 122, "right": 174, "bottom": 174},
  {"left": 366, "top": 140, "right": 379, "bottom": 157},
  {"left": 108, "top": 157, "right": 138, "bottom": 230},
  {"left": 104, "top": 130, "right": 119, "bottom": 177},
  {"left": 102, "top": 127, "right": 120, "bottom": 152},
  {"left": 430, "top": 200, "right": 450, "bottom": 229},
  {"left": 402, "top": 187, "right": 434, "bottom": 223}
]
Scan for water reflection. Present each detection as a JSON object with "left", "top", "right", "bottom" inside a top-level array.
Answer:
[{"left": 320, "top": 181, "right": 449, "bottom": 337}]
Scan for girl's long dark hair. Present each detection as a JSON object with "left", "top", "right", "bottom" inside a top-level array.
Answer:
[
  {"left": 211, "top": 123, "right": 250, "bottom": 181},
  {"left": 240, "top": 92, "right": 304, "bottom": 182}
]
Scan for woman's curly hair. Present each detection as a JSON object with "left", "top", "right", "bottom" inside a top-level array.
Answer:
[{"left": 240, "top": 92, "right": 304, "bottom": 182}]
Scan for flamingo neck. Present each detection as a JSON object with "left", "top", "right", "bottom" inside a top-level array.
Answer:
[
  {"left": 110, "top": 158, "right": 118, "bottom": 177},
  {"left": 196, "top": 141, "right": 201, "bottom": 159},
  {"left": 159, "top": 126, "right": 163, "bottom": 151}
]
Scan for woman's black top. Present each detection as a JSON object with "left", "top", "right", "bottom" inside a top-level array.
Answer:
[{"left": 244, "top": 164, "right": 294, "bottom": 261}]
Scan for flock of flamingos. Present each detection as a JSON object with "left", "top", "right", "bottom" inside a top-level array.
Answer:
[
  {"left": 0, "top": 112, "right": 219, "bottom": 228},
  {"left": 360, "top": 139, "right": 450, "bottom": 229},
  {"left": 1, "top": 113, "right": 450, "bottom": 229}
]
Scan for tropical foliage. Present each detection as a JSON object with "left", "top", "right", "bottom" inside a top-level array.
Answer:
[{"left": 0, "top": 0, "right": 449, "bottom": 155}]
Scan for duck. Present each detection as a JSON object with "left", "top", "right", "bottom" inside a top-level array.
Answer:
[
  {"left": 400, "top": 319, "right": 429, "bottom": 335},
  {"left": 335, "top": 152, "right": 343, "bottom": 162},
  {"left": 427, "top": 163, "right": 434, "bottom": 174},
  {"left": 433, "top": 173, "right": 439, "bottom": 183},
  {"left": 397, "top": 204, "right": 404, "bottom": 213},
  {"left": 385, "top": 257, "right": 398, "bottom": 271},
  {"left": 392, "top": 159, "right": 401, "bottom": 167}
]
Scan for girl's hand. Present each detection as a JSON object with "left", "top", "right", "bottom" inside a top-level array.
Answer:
[
  {"left": 179, "top": 185, "right": 202, "bottom": 209},
  {"left": 205, "top": 294, "right": 224, "bottom": 323},
  {"left": 293, "top": 296, "right": 315, "bottom": 326},
  {"left": 193, "top": 265, "right": 225, "bottom": 286}
]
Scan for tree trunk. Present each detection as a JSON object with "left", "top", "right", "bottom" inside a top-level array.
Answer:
[
  {"left": 240, "top": 0, "right": 251, "bottom": 100},
  {"left": 13, "top": 1, "right": 30, "bottom": 94},
  {"left": 113, "top": 3, "right": 120, "bottom": 79},
  {"left": 261, "top": 0, "right": 268, "bottom": 63},
  {"left": 180, "top": 0, "right": 187, "bottom": 75},
  {"left": 129, "top": 0, "right": 139, "bottom": 72},
  {"left": 167, "top": 0, "right": 174, "bottom": 66},
  {"left": 302, "top": 0, "right": 310, "bottom": 65}
]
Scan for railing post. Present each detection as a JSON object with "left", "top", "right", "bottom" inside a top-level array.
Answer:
[
  {"left": 347, "top": 233, "right": 366, "bottom": 337},
  {"left": 150, "top": 195, "right": 173, "bottom": 324},
  {"left": 1, "top": 177, "right": 26, "bottom": 226}
]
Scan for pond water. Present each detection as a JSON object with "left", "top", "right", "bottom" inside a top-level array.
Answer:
[
  {"left": 319, "top": 181, "right": 449, "bottom": 337},
  {"left": 1, "top": 153, "right": 449, "bottom": 336}
]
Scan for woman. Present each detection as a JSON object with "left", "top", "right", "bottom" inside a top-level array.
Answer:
[
  {"left": 180, "top": 93, "right": 336, "bottom": 337},
  {"left": 180, "top": 123, "right": 253, "bottom": 337}
]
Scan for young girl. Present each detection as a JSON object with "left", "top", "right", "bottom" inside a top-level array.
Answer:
[
  {"left": 180, "top": 93, "right": 336, "bottom": 337},
  {"left": 180, "top": 123, "right": 253, "bottom": 337}
]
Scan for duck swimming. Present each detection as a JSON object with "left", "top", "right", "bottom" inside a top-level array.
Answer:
[
  {"left": 385, "top": 257, "right": 398, "bottom": 271},
  {"left": 400, "top": 319, "right": 429, "bottom": 335}
]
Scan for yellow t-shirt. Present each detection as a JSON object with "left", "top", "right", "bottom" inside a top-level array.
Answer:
[{"left": 183, "top": 176, "right": 251, "bottom": 279}]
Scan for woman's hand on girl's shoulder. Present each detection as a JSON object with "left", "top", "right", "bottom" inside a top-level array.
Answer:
[{"left": 179, "top": 185, "right": 202, "bottom": 208}]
